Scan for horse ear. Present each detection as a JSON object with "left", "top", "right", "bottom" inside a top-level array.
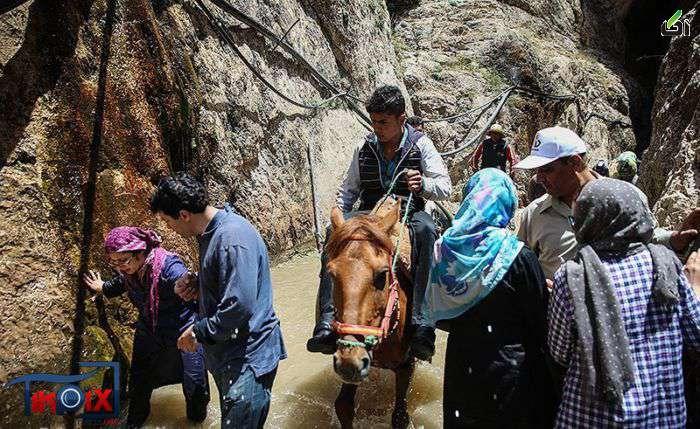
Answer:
[
  {"left": 331, "top": 207, "right": 345, "bottom": 230},
  {"left": 378, "top": 199, "right": 400, "bottom": 232}
]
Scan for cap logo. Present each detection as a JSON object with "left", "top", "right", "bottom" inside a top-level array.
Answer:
[{"left": 533, "top": 137, "right": 543, "bottom": 149}]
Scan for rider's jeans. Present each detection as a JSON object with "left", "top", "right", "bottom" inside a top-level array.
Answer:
[{"left": 316, "top": 210, "right": 437, "bottom": 329}]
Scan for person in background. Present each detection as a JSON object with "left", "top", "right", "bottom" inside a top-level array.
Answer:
[
  {"left": 406, "top": 115, "right": 425, "bottom": 132},
  {"left": 514, "top": 126, "right": 697, "bottom": 280},
  {"left": 610, "top": 151, "right": 639, "bottom": 184},
  {"left": 83, "top": 227, "right": 209, "bottom": 428},
  {"left": 592, "top": 159, "right": 609, "bottom": 177},
  {"left": 471, "top": 123, "right": 517, "bottom": 175},
  {"left": 149, "top": 173, "right": 286, "bottom": 429},
  {"left": 547, "top": 178, "right": 700, "bottom": 427},
  {"left": 426, "top": 168, "right": 555, "bottom": 428}
]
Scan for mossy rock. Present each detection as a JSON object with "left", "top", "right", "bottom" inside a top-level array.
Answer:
[{"left": 79, "top": 325, "right": 115, "bottom": 391}]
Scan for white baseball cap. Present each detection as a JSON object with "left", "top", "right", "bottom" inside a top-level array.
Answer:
[{"left": 514, "top": 126, "right": 588, "bottom": 169}]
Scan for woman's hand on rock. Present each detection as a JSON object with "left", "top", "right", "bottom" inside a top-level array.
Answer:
[{"left": 83, "top": 270, "right": 104, "bottom": 293}]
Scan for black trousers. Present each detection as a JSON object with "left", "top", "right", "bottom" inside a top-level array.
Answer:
[{"left": 126, "top": 329, "right": 210, "bottom": 427}]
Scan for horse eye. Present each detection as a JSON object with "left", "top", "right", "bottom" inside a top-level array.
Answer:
[{"left": 373, "top": 270, "right": 388, "bottom": 290}]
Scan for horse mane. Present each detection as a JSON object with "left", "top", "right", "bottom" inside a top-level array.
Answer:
[{"left": 325, "top": 214, "right": 394, "bottom": 259}]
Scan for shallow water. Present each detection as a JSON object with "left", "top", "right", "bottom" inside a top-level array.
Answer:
[{"left": 145, "top": 253, "right": 447, "bottom": 428}]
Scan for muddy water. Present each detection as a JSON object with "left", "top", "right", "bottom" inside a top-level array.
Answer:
[{"left": 145, "top": 253, "right": 447, "bottom": 428}]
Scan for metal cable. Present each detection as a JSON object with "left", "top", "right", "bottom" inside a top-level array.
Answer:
[
  {"left": 440, "top": 87, "right": 514, "bottom": 157},
  {"left": 204, "top": 0, "right": 372, "bottom": 129},
  {"left": 195, "top": 0, "right": 336, "bottom": 110},
  {"left": 423, "top": 86, "right": 514, "bottom": 123}
]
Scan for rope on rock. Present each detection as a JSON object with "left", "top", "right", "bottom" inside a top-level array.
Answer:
[
  {"left": 192, "top": 0, "right": 372, "bottom": 130},
  {"left": 434, "top": 85, "right": 578, "bottom": 158},
  {"left": 194, "top": 0, "right": 328, "bottom": 110},
  {"left": 68, "top": 0, "right": 118, "bottom": 427}
]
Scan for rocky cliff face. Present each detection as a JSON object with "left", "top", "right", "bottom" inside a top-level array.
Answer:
[
  {"left": 639, "top": 5, "right": 699, "bottom": 228},
  {"left": 391, "top": 0, "right": 643, "bottom": 195}
]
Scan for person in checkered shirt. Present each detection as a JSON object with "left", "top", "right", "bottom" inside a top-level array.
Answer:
[{"left": 547, "top": 178, "right": 700, "bottom": 428}]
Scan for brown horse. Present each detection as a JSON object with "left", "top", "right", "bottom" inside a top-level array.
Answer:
[{"left": 325, "top": 199, "right": 415, "bottom": 428}]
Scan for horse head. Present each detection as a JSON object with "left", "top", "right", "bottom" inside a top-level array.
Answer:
[{"left": 326, "top": 200, "right": 406, "bottom": 384}]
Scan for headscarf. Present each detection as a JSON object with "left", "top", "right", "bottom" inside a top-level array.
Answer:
[
  {"left": 612, "top": 151, "right": 638, "bottom": 183},
  {"left": 104, "top": 227, "right": 174, "bottom": 333},
  {"left": 565, "top": 178, "right": 680, "bottom": 405},
  {"left": 425, "top": 168, "right": 524, "bottom": 324}
]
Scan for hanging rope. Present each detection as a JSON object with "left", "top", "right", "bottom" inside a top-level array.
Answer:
[
  {"left": 422, "top": 86, "right": 513, "bottom": 124},
  {"left": 194, "top": 0, "right": 335, "bottom": 110},
  {"left": 434, "top": 85, "right": 577, "bottom": 158},
  {"left": 200, "top": 0, "right": 373, "bottom": 130}
]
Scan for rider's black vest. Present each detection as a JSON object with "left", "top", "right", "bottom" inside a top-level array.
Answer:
[
  {"left": 480, "top": 138, "right": 508, "bottom": 171},
  {"left": 358, "top": 125, "right": 425, "bottom": 213}
]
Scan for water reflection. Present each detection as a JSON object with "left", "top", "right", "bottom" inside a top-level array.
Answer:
[{"left": 145, "top": 253, "right": 447, "bottom": 428}]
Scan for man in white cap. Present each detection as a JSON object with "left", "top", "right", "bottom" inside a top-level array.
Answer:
[
  {"left": 514, "top": 126, "right": 698, "bottom": 280},
  {"left": 471, "top": 123, "right": 517, "bottom": 175}
]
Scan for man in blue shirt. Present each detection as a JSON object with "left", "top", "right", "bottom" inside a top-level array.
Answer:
[{"left": 150, "top": 173, "right": 286, "bottom": 429}]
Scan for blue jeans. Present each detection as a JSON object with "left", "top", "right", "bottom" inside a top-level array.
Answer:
[{"left": 213, "top": 365, "right": 277, "bottom": 429}]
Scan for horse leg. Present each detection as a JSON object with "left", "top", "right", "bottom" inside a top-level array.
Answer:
[
  {"left": 335, "top": 382, "right": 358, "bottom": 429},
  {"left": 392, "top": 360, "right": 415, "bottom": 429}
]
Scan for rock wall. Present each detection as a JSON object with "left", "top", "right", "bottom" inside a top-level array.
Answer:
[
  {"left": 639, "top": 5, "right": 699, "bottom": 228},
  {"left": 0, "top": 0, "right": 403, "bottom": 424},
  {"left": 391, "top": 0, "right": 641, "bottom": 196}
]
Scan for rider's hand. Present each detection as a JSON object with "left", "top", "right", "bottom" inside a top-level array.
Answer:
[
  {"left": 405, "top": 169, "right": 423, "bottom": 193},
  {"left": 83, "top": 270, "right": 104, "bottom": 293},
  {"left": 175, "top": 272, "right": 198, "bottom": 302}
]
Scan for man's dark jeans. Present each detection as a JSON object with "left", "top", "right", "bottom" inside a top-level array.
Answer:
[
  {"left": 213, "top": 365, "right": 277, "bottom": 429},
  {"left": 316, "top": 209, "right": 437, "bottom": 329}
]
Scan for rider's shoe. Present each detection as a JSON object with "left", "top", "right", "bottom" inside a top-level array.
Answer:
[
  {"left": 306, "top": 323, "right": 337, "bottom": 354},
  {"left": 408, "top": 325, "right": 436, "bottom": 361}
]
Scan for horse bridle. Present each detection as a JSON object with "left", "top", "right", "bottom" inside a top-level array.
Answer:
[
  {"left": 331, "top": 190, "right": 413, "bottom": 351},
  {"left": 331, "top": 253, "right": 401, "bottom": 350}
]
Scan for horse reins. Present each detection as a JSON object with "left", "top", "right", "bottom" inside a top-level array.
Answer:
[{"left": 332, "top": 191, "right": 414, "bottom": 350}]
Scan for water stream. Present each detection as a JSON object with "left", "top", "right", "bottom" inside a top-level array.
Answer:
[{"left": 144, "top": 253, "right": 448, "bottom": 428}]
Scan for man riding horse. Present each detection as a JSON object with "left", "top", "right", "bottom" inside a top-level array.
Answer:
[{"left": 306, "top": 85, "right": 452, "bottom": 361}]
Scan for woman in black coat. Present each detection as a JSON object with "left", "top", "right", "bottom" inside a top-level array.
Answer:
[{"left": 425, "top": 168, "right": 555, "bottom": 428}]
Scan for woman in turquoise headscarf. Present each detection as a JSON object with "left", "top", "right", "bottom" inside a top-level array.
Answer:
[{"left": 426, "top": 168, "right": 555, "bottom": 428}]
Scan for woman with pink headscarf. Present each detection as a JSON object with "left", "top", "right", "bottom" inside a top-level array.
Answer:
[{"left": 83, "top": 226, "right": 209, "bottom": 427}]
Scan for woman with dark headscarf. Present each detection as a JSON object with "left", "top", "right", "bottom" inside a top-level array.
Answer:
[
  {"left": 83, "top": 227, "right": 209, "bottom": 427},
  {"left": 426, "top": 168, "right": 555, "bottom": 428},
  {"left": 547, "top": 178, "right": 700, "bottom": 428}
]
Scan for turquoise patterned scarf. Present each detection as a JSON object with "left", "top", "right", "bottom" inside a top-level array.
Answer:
[{"left": 425, "top": 168, "right": 523, "bottom": 323}]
